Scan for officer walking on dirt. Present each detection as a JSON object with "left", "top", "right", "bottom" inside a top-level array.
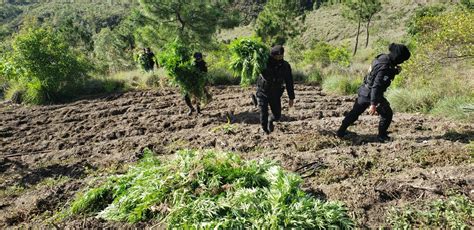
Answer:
[
  {"left": 254, "top": 45, "right": 295, "bottom": 134},
  {"left": 184, "top": 52, "right": 208, "bottom": 115},
  {"left": 336, "top": 43, "right": 411, "bottom": 142}
]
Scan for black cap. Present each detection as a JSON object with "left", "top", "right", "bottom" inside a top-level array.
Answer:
[
  {"left": 193, "top": 52, "right": 203, "bottom": 59},
  {"left": 271, "top": 45, "right": 284, "bottom": 56},
  {"left": 388, "top": 43, "right": 411, "bottom": 64}
]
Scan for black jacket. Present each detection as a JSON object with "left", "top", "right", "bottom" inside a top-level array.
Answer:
[
  {"left": 257, "top": 58, "right": 295, "bottom": 99},
  {"left": 359, "top": 54, "right": 399, "bottom": 105},
  {"left": 195, "top": 60, "right": 207, "bottom": 73}
]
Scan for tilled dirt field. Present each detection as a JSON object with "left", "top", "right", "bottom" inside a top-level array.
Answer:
[{"left": 0, "top": 85, "right": 473, "bottom": 228}]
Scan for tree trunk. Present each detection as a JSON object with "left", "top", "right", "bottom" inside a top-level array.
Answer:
[
  {"left": 354, "top": 17, "right": 361, "bottom": 56},
  {"left": 365, "top": 15, "right": 372, "bottom": 48}
]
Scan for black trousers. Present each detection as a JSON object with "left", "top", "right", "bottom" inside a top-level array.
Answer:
[
  {"left": 256, "top": 91, "right": 282, "bottom": 131},
  {"left": 184, "top": 94, "right": 199, "bottom": 110},
  {"left": 340, "top": 97, "right": 393, "bottom": 136}
]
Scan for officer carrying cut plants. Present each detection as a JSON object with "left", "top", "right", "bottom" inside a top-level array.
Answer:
[
  {"left": 254, "top": 45, "right": 295, "bottom": 134},
  {"left": 336, "top": 43, "right": 411, "bottom": 142},
  {"left": 184, "top": 52, "right": 208, "bottom": 115}
]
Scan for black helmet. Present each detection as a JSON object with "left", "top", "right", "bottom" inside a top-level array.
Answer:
[
  {"left": 388, "top": 43, "right": 411, "bottom": 65},
  {"left": 270, "top": 45, "right": 284, "bottom": 56},
  {"left": 193, "top": 52, "right": 203, "bottom": 59}
]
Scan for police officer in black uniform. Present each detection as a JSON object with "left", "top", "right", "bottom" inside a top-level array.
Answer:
[
  {"left": 255, "top": 45, "right": 295, "bottom": 134},
  {"left": 185, "top": 52, "right": 208, "bottom": 115},
  {"left": 337, "top": 43, "right": 411, "bottom": 142}
]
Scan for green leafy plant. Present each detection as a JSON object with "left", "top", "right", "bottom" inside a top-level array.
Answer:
[
  {"left": 211, "top": 118, "right": 237, "bottom": 135},
  {"left": 229, "top": 37, "right": 269, "bottom": 87},
  {"left": 0, "top": 26, "right": 91, "bottom": 104},
  {"left": 303, "top": 42, "right": 351, "bottom": 68},
  {"left": 66, "top": 149, "right": 354, "bottom": 228},
  {"left": 159, "top": 39, "right": 209, "bottom": 102},
  {"left": 388, "top": 195, "right": 474, "bottom": 229},
  {"left": 254, "top": 0, "right": 306, "bottom": 45}
]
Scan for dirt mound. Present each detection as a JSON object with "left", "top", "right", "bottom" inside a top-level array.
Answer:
[{"left": 0, "top": 85, "right": 472, "bottom": 228}]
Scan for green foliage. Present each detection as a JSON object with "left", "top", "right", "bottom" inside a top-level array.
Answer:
[
  {"left": 322, "top": 74, "right": 361, "bottom": 95},
  {"left": 391, "top": 7, "right": 473, "bottom": 121},
  {"left": 430, "top": 97, "right": 474, "bottom": 122},
  {"left": 304, "top": 42, "right": 352, "bottom": 68},
  {"left": 255, "top": 0, "right": 306, "bottom": 45},
  {"left": 229, "top": 38, "right": 269, "bottom": 87},
  {"left": 93, "top": 10, "right": 144, "bottom": 73},
  {"left": 406, "top": 5, "right": 446, "bottom": 36},
  {"left": 387, "top": 87, "right": 439, "bottom": 113},
  {"left": 206, "top": 43, "right": 240, "bottom": 85},
  {"left": 343, "top": 0, "right": 382, "bottom": 53},
  {"left": 159, "top": 40, "right": 208, "bottom": 101},
  {"left": 343, "top": 0, "right": 382, "bottom": 22},
  {"left": 67, "top": 149, "right": 354, "bottom": 228},
  {"left": 211, "top": 119, "right": 237, "bottom": 135},
  {"left": 0, "top": 27, "right": 91, "bottom": 104},
  {"left": 460, "top": 0, "right": 474, "bottom": 9},
  {"left": 137, "top": 0, "right": 234, "bottom": 50},
  {"left": 388, "top": 195, "right": 474, "bottom": 229}
]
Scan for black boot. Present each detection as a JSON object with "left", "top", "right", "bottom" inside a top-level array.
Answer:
[
  {"left": 268, "top": 117, "right": 274, "bottom": 133},
  {"left": 377, "top": 133, "right": 391, "bottom": 143},
  {"left": 184, "top": 95, "right": 195, "bottom": 116},
  {"left": 251, "top": 94, "right": 258, "bottom": 107},
  {"left": 196, "top": 104, "right": 201, "bottom": 114}
]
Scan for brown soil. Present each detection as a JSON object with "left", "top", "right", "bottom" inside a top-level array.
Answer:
[{"left": 0, "top": 85, "right": 472, "bottom": 228}]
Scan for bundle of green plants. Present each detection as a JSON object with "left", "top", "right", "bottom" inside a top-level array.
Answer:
[
  {"left": 388, "top": 195, "right": 474, "bottom": 229},
  {"left": 67, "top": 149, "right": 354, "bottom": 229},
  {"left": 229, "top": 37, "right": 269, "bottom": 87},
  {"left": 159, "top": 39, "right": 209, "bottom": 102}
]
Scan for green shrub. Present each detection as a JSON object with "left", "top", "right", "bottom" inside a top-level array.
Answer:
[
  {"left": 322, "top": 75, "right": 361, "bottom": 95},
  {"left": 0, "top": 27, "right": 91, "bottom": 104},
  {"left": 303, "top": 42, "right": 351, "bottom": 68},
  {"left": 406, "top": 5, "right": 446, "bottom": 36},
  {"left": 229, "top": 37, "right": 269, "bottom": 87},
  {"left": 67, "top": 149, "right": 354, "bottom": 228},
  {"left": 388, "top": 195, "right": 474, "bottom": 229}
]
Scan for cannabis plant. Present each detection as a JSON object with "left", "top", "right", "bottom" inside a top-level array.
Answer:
[
  {"left": 68, "top": 149, "right": 354, "bottom": 229},
  {"left": 229, "top": 38, "right": 269, "bottom": 87},
  {"left": 159, "top": 39, "right": 208, "bottom": 102}
]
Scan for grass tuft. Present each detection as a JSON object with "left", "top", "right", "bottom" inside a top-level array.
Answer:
[
  {"left": 322, "top": 75, "right": 361, "bottom": 95},
  {"left": 388, "top": 195, "right": 474, "bottom": 229}
]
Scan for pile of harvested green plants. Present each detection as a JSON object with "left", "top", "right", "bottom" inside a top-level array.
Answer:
[{"left": 63, "top": 149, "right": 353, "bottom": 228}]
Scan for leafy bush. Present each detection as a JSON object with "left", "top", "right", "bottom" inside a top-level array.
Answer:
[
  {"left": 303, "top": 42, "right": 351, "bottom": 68},
  {"left": 159, "top": 39, "right": 209, "bottom": 101},
  {"left": 67, "top": 149, "right": 354, "bottom": 228},
  {"left": 388, "top": 195, "right": 474, "bottom": 229},
  {"left": 322, "top": 75, "right": 361, "bottom": 95},
  {"left": 391, "top": 7, "right": 473, "bottom": 121},
  {"left": 406, "top": 5, "right": 446, "bottom": 36},
  {"left": 0, "top": 27, "right": 91, "bottom": 104},
  {"left": 229, "top": 37, "right": 269, "bottom": 87},
  {"left": 254, "top": 0, "right": 306, "bottom": 45}
]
